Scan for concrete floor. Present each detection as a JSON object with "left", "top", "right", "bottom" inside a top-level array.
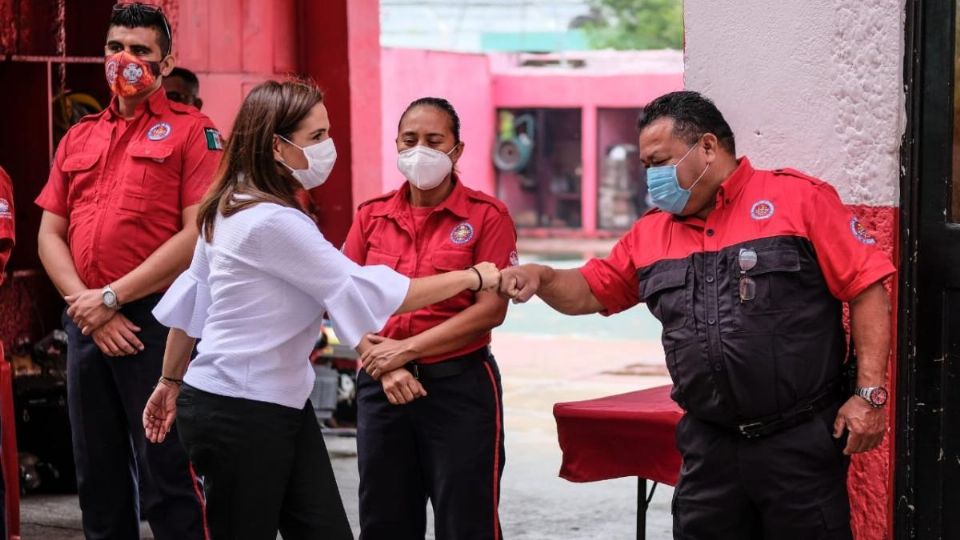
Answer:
[{"left": 18, "top": 251, "right": 677, "bottom": 539}]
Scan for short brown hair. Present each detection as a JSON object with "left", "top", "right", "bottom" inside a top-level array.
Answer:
[{"left": 197, "top": 79, "right": 324, "bottom": 240}]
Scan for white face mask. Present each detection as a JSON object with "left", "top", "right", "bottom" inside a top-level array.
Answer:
[
  {"left": 277, "top": 135, "right": 337, "bottom": 190},
  {"left": 397, "top": 145, "right": 457, "bottom": 191}
]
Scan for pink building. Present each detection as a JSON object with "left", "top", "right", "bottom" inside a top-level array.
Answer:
[{"left": 379, "top": 49, "right": 684, "bottom": 238}]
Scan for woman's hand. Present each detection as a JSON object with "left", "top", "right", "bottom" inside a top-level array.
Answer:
[
  {"left": 361, "top": 335, "right": 417, "bottom": 380},
  {"left": 143, "top": 379, "right": 180, "bottom": 444},
  {"left": 471, "top": 262, "right": 501, "bottom": 292},
  {"left": 380, "top": 368, "right": 427, "bottom": 405}
]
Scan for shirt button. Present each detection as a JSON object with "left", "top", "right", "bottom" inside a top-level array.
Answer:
[
  {"left": 708, "top": 318, "right": 716, "bottom": 325},
  {"left": 706, "top": 275, "right": 715, "bottom": 283},
  {"left": 706, "top": 229, "right": 715, "bottom": 237}
]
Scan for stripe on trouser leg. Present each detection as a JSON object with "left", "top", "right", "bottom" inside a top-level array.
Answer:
[
  {"left": 189, "top": 463, "right": 210, "bottom": 540},
  {"left": 483, "top": 361, "right": 502, "bottom": 540}
]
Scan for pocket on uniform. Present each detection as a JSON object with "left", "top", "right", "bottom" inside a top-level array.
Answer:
[
  {"left": 735, "top": 247, "right": 801, "bottom": 314},
  {"left": 366, "top": 248, "right": 400, "bottom": 269},
  {"left": 432, "top": 249, "right": 473, "bottom": 272},
  {"left": 121, "top": 143, "right": 175, "bottom": 212},
  {"left": 61, "top": 153, "right": 100, "bottom": 205},
  {"left": 640, "top": 265, "right": 689, "bottom": 332}
]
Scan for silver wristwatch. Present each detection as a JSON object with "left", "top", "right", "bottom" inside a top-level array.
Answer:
[
  {"left": 854, "top": 386, "right": 889, "bottom": 408},
  {"left": 102, "top": 285, "right": 120, "bottom": 310}
]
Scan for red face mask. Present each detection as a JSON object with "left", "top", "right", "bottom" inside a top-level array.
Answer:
[{"left": 104, "top": 51, "right": 162, "bottom": 97}]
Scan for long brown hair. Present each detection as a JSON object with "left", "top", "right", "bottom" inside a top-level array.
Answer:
[{"left": 197, "top": 79, "right": 324, "bottom": 240}]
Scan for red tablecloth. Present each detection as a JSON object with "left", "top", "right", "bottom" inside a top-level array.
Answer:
[{"left": 554, "top": 385, "right": 683, "bottom": 486}]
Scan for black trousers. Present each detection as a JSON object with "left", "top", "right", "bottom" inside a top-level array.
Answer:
[
  {"left": 176, "top": 384, "right": 353, "bottom": 540},
  {"left": 64, "top": 297, "right": 204, "bottom": 540},
  {"left": 357, "top": 353, "right": 505, "bottom": 540},
  {"left": 672, "top": 406, "right": 853, "bottom": 540}
]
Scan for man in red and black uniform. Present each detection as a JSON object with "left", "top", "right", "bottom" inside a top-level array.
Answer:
[
  {"left": 35, "top": 5, "right": 219, "bottom": 538},
  {"left": 501, "top": 91, "right": 894, "bottom": 540}
]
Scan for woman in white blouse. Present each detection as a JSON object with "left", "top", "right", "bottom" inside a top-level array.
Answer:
[{"left": 140, "top": 80, "right": 500, "bottom": 540}]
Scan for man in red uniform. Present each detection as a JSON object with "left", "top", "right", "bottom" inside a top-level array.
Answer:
[
  {"left": 0, "top": 165, "right": 13, "bottom": 540},
  {"left": 35, "top": 5, "right": 219, "bottom": 538},
  {"left": 0, "top": 166, "right": 13, "bottom": 285},
  {"left": 501, "top": 91, "right": 894, "bottom": 540}
]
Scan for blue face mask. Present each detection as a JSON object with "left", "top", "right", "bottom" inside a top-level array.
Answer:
[{"left": 646, "top": 142, "right": 710, "bottom": 215}]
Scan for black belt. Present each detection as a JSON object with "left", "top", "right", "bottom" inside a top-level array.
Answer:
[
  {"left": 405, "top": 347, "right": 489, "bottom": 380},
  {"left": 731, "top": 382, "right": 842, "bottom": 440}
]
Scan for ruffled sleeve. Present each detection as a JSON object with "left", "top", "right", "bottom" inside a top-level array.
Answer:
[
  {"left": 324, "top": 264, "right": 409, "bottom": 349},
  {"left": 256, "top": 208, "right": 411, "bottom": 349},
  {"left": 153, "top": 237, "right": 212, "bottom": 338}
]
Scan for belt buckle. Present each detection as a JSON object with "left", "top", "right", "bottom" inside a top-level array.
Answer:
[{"left": 737, "top": 421, "right": 764, "bottom": 439}]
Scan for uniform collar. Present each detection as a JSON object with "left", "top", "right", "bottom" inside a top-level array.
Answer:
[
  {"left": 105, "top": 86, "right": 169, "bottom": 120},
  {"left": 715, "top": 156, "right": 754, "bottom": 209},
  {"left": 373, "top": 176, "right": 471, "bottom": 220}
]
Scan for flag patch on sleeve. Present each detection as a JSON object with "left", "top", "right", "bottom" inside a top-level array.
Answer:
[{"left": 204, "top": 127, "right": 223, "bottom": 151}]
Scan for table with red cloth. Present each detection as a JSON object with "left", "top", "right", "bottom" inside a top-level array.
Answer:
[{"left": 553, "top": 385, "right": 683, "bottom": 539}]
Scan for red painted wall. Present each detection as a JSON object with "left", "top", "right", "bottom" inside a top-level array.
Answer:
[
  {"left": 847, "top": 205, "right": 899, "bottom": 540},
  {"left": 380, "top": 48, "right": 495, "bottom": 197},
  {"left": 379, "top": 49, "right": 683, "bottom": 236}
]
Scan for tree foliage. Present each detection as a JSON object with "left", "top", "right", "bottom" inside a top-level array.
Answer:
[{"left": 582, "top": 0, "right": 683, "bottom": 50}]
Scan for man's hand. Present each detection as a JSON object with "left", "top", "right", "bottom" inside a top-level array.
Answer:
[
  {"left": 361, "top": 335, "right": 416, "bottom": 380},
  {"left": 833, "top": 395, "right": 887, "bottom": 455},
  {"left": 66, "top": 288, "right": 115, "bottom": 334},
  {"left": 143, "top": 380, "right": 180, "bottom": 443},
  {"left": 91, "top": 313, "right": 144, "bottom": 357},
  {"left": 380, "top": 368, "right": 427, "bottom": 405},
  {"left": 499, "top": 264, "right": 542, "bottom": 303}
]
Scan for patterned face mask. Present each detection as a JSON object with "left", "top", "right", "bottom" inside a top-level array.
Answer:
[{"left": 105, "top": 51, "right": 162, "bottom": 97}]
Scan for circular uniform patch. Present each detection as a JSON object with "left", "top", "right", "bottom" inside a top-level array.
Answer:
[
  {"left": 750, "top": 200, "right": 775, "bottom": 220},
  {"left": 850, "top": 217, "right": 876, "bottom": 245},
  {"left": 122, "top": 62, "right": 144, "bottom": 84},
  {"left": 450, "top": 222, "right": 475, "bottom": 245},
  {"left": 105, "top": 60, "right": 119, "bottom": 85},
  {"left": 509, "top": 250, "right": 520, "bottom": 267},
  {"left": 147, "top": 122, "right": 172, "bottom": 141},
  {"left": 0, "top": 198, "right": 10, "bottom": 219}
]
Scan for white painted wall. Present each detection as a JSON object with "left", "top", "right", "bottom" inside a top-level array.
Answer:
[{"left": 684, "top": 0, "right": 905, "bottom": 207}]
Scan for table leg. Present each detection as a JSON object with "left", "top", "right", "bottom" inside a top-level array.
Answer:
[{"left": 637, "top": 477, "right": 647, "bottom": 540}]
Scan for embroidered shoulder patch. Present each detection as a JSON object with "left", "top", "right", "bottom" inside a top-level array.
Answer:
[
  {"left": 0, "top": 198, "right": 11, "bottom": 219},
  {"left": 205, "top": 127, "right": 223, "bottom": 151},
  {"left": 850, "top": 217, "right": 876, "bottom": 245},
  {"left": 750, "top": 200, "right": 775, "bottom": 220}
]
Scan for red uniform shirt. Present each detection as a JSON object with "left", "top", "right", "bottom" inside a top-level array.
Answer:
[
  {"left": 0, "top": 166, "right": 14, "bottom": 285},
  {"left": 343, "top": 179, "right": 518, "bottom": 364},
  {"left": 35, "top": 89, "right": 221, "bottom": 288},
  {"left": 582, "top": 157, "right": 895, "bottom": 313}
]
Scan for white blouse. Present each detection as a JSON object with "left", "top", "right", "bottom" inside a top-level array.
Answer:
[{"left": 153, "top": 202, "right": 410, "bottom": 409}]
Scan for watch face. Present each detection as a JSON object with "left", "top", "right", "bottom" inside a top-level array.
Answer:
[
  {"left": 104, "top": 290, "right": 117, "bottom": 305},
  {"left": 870, "top": 387, "right": 889, "bottom": 406}
]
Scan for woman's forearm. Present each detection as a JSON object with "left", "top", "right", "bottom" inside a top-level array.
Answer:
[
  {"left": 395, "top": 270, "right": 477, "bottom": 314},
  {"left": 161, "top": 328, "right": 196, "bottom": 380}
]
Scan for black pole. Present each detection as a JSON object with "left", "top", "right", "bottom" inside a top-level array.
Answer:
[{"left": 637, "top": 477, "right": 647, "bottom": 540}]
